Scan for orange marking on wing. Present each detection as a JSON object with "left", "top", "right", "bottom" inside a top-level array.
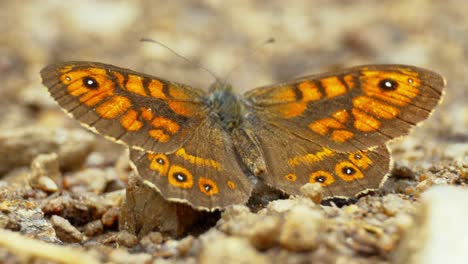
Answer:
[
  {"left": 112, "top": 71, "right": 125, "bottom": 86},
  {"left": 285, "top": 174, "right": 297, "bottom": 182},
  {"left": 147, "top": 153, "right": 156, "bottom": 160},
  {"left": 68, "top": 74, "right": 116, "bottom": 106},
  {"left": 332, "top": 109, "right": 350, "bottom": 123},
  {"left": 353, "top": 96, "right": 399, "bottom": 119},
  {"left": 168, "top": 85, "right": 190, "bottom": 100},
  {"left": 65, "top": 73, "right": 114, "bottom": 96},
  {"left": 169, "top": 101, "right": 196, "bottom": 117},
  {"left": 298, "top": 81, "right": 322, "bottom": 102},
  {"left": 80, "top": 90, "right": 112, "bottom": 106},
  {"left": 352, "top": 108, "right": 381, "bottom": 132},
  {"left": 271, "top": 87, "right": 297, "bottom": 102},
  {"left": 309, "top": 171, "right": 335, "bottom": 186},
  {"left": 360, "top": 70, "right": 420, "bottom": 106},
  {"left": 148, "top": 153, "right": 170, "bottom": 175},
  {"left": 398, "top": 68, "right": 419, "bottom": 77},
  {"left": 175, "top": 148, "right": 221, "bottom": 170},
  {"left": 149, "top": 129, "right": 170, "bottom": 142},
  {"left": 309, "top": 118, "right": 343, "bottom": 135},
  {"left": 349, "top": 151, "right": 373, "bottom": 169},
  {"left": 95, "top": 96, "right": 131, "bottom": 119},
  {"left": 148, "top": 79, "right": 166, "bottom": 99},
  {"left": 59, "top": 65, "right": 73, "bottom": 73},
  {"left": 168, "top": 165, "right": 193, "bottom": 189},
  {"left": 288, "top": 147, "right": 334, "bottom": 167},
  {"left": 321, "top": 76, "right": 347, "bottom": 98},
  {"left": 331, "top": 130, "right": 354, "bottom": 143},
  {"left": 369, "top": 90, "right": 412, "bottom": 106},
  {"left": 67, "top": 85, "right": 89, "bottom": 97},
  {"left": 140, "top": 107, "right": 154, "bottom": 121},
  {"left": 60, "top": 68, "right": 107, "bottom": 85},
  {"left": 277, "top": 102, "right": 307, "bottom": 118},
  {"left": 199, "top": 177, "right": 219, "bottom": 196},
  {"left": 151, "top": 117, "right": 180, "bottom": 134},
  {"left": 227, "top": 181, "right": 236, "bottom": 189},
  {"left": 126, "top": 75, "right": 147, "bottom": 96},
  {"left": 335, "top": 161, "right": 364, "bottom": 181},
  {"left": 344, "top": 74, "right": 354, "bottom": 89},
  {"left": 120, "top": 109, "right": 143, "bottom": 131}
]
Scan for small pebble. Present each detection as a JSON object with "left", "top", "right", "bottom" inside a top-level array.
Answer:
[
  {"left": 279, "top": 205, "right": 324, "bottom": 251},
  {"left": 101, "top": 207, "right": 120, "bottom": 227},
  {"left": 82, "top": 219, "right": 104, "bottom": 237},
  {"left": 51, "top": 215, "right": 84, "bottom": 243},
  {"left": 116, "top": 230, "right": 138, "bottom": 247},
  {"left": 199, "top": 236, "right": 267, "bottom": 264},
  {"left": 300, "top": 183, "right": 323, "bottom": 204}
]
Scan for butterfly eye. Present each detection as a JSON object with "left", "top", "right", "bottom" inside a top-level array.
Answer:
[
  {"left": 378, "top": 78, "right": 398, "bottom": 91},
  {"left": 83, "top": 76, "right": 99, "bottom": 89},
  {"left": 156, "top": 158, "right": 165, "bottom": 165}
]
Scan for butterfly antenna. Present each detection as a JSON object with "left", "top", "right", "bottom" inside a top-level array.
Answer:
[
  {"left": 140, "top": 38, "right": 221, "bottom": 83},
  {"left": 222, "top": 37, "right": 275, "bottom": 86}
]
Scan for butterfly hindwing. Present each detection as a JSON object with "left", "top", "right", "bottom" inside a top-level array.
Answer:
[
  {"left": 246, "top": 119, "right": 390, "bottom": 198},
  {"left": 41, "top": 61, "right": 208, "bottom": 153},
  {"left": 130, "top": 114, "right": 253, "bottom": 210},
  {"left": 245, "top": 65, "right": 445, "bottom": 152}
]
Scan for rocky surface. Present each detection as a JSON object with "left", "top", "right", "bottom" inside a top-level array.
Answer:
[{"left": 0, "top": 0, "right": 467, "bottom": 263}]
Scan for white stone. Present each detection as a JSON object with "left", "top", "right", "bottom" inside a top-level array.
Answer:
[{"left": 393, "top": 186, "right": 468, "bottom": 264}]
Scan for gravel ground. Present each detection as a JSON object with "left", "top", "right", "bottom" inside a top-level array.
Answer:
[{"left": 0, "top": 1, "right": 467, "bottom": 263}]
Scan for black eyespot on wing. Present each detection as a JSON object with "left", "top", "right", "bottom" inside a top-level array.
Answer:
[
  {"left": 83, "top": 76, "right": 99, "bottom": 89},
  {"left": 378, "top": 78, "right": 398, "bottom": 91},
  {"left": 315, "top": 175, "right": 326, "bottom": 183},
  {"left": 174, "top": 172, "right": 187, "bottom": 182},
  {"left": 203, "top": 184, "right": 212, "bottom": 192},
  {"left": 342, "top": 166, "right": 357, "bottom": 175}
]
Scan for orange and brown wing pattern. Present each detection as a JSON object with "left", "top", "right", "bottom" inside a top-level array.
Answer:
[
  {"left": 247, "top": 119, "right": 390, "bottom": 198},
  {"left": 245, "top": 65, "right": 445, "bottom": 152},
  {"left": 129, "top": 115, "right": 253, "bottom": 210},
  {"left": 41, "top": 61, "right": 208, "bottom": 153}
]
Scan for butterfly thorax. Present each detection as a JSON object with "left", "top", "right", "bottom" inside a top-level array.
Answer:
[{"left": 206, "top": 83, "right": 244, "bottom": 131}]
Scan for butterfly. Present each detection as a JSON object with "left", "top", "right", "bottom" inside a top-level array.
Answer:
[{"left": 40, "top": 62, "right": 445, "bottom": 210}]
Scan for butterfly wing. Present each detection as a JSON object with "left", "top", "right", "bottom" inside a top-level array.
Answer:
[
  {"left": 242, "top": 64, "right": 444, "bottom": 198},
  {"left": 129, "top": 114, "right": 253, "bottom": 210},
  {"left": 41, "top": 61, "right": 208, "bottom": 153},
  {"left": 245, "top": 65, "right": 445, "bottom": 152}
]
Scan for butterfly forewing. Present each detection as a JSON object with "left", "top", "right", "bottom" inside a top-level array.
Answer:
[
  {"left": 245, "top": 65, "right": 445, "bottom": 152},
  {"left": 41, "top": 61, "right": 208, "bottom": 153}
]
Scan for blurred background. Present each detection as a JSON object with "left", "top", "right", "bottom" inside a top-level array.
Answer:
[{"left": 0, "top": 0, "right": 466, "bottom": 164}]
